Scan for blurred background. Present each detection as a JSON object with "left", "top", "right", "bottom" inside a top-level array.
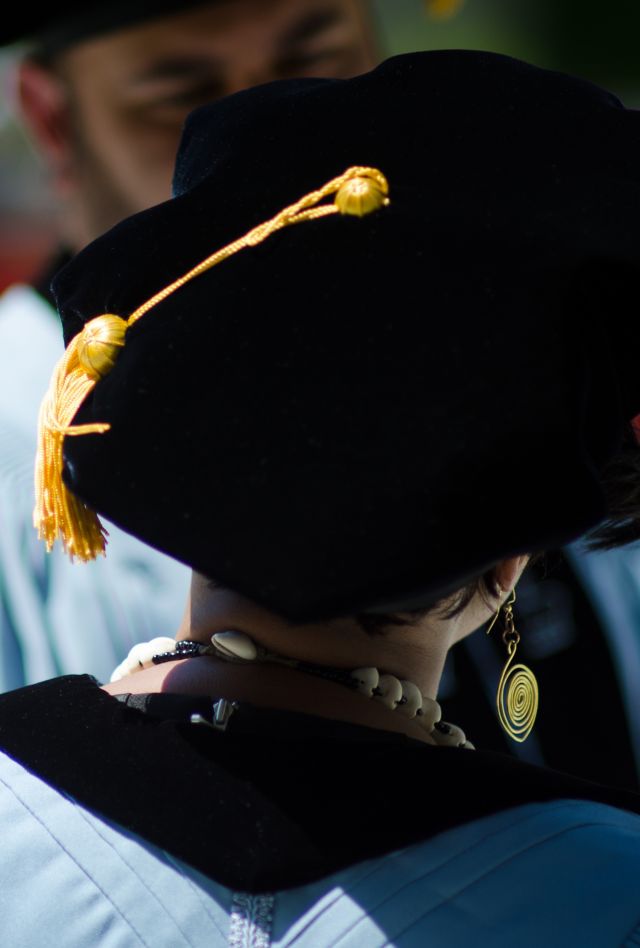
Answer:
[{"left": 1, "top": 0, "right": 639, "bottom": 290}]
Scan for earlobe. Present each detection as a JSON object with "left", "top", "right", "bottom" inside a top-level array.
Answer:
[
  {"left": 494, "top": 555, "right": 529, "bottom": 597},
  {"left": 17, "top": 59, "right": 75, "bottom": 196}
]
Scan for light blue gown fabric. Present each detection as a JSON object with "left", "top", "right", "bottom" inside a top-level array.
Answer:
[
  {"left": 1, "top": 749, "right": 639, "bottom": 947},
  {"left": 567, "top": 540, "right": 640, "bottom": 778},
  {"left": 0, "top": 285, "right": 189, "bottom": 691}
]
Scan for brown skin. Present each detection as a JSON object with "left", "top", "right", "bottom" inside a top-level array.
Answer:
[
  {"left": 18, "top": 0, "right": 377, "bottom": 249},
  {"left": 102, "top": 556, "right": 529, "bottom": 745}
]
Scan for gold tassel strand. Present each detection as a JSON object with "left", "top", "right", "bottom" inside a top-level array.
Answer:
[
  {"left": 34, "top": 167, "right": 389, "bottom": 561},
  {"left": 34, "top": 315, "right": 127, "bottom": 560}
]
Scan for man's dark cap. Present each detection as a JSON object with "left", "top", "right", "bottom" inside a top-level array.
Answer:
[
  {"left": 2, "top": 1, "right": 211, "bottom": 55},
  {"left": 52, "top": 50, "right": 640, "bottom": 620}
]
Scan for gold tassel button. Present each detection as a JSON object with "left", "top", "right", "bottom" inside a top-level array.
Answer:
[
  {"left": 334, "top": 172, "right": 389, "bottom": 217},
  {"left": 76, "top": 314, "right": 128, "bottom": 380}
]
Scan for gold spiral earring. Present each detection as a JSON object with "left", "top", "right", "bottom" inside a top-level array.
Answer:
[{"left": 486, "top": 589, "right": 539, "bottom": 742}]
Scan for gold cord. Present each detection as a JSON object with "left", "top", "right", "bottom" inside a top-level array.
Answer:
[{"left": 33, "top": 165, "right": 390, "bottom": 561}]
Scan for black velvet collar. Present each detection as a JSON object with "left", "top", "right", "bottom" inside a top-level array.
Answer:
[{"left": 1, "top": 675, "right": 639, "bottom": 893}]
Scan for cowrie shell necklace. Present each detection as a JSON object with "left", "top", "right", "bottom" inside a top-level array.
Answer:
[{"left": 110, "top": 630, "right": 474, "bottom": 749}]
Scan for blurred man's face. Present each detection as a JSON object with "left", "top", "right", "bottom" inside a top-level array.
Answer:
[{"left": 40, "top": 0, "right": 376, "bottom": 245}]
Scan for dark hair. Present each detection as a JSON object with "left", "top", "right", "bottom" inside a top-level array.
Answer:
[
  {"left": 358, "top": 421, "right": 640, "bottom": 635},
  {"left": 355, "top": 568, "right": 501, "bottom": 637}
]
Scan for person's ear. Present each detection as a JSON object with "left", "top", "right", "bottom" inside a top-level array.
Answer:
[
  {"left": 17, "top": 58, "right": 76, "bottom": 197},
  {"left": 494, "top": 555, "right": 530, "bottom": 596}
]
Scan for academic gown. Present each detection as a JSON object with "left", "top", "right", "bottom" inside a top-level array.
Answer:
[{"left": 1, "top": 674, "right": 639, "bottom": 947}]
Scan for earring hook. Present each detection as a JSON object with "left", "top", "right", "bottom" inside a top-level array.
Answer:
[{"left": 486, "top": 587, "right": 516, "bottom": 635}]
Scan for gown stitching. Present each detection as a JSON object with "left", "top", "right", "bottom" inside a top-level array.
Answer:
[
  {"left": 163, "top": 850, "right": 230, "bottom": 938},
  {"left": 0, "top": 771, "right": 151, "bottom": 947},
  {"left": 72, "top": 802, "right": 204, "bottom": 946},
  {"left": 387, "top": 820, "right": 640, "bottom": 945},
  {"left": 291, "top": 801, "right": 570, "bottom": 943},
  {"left": 328, "top": 802, "right": 631, "bottom": 945},
  {"left": 284, "top": 863, "right": 391, "bottom": 944}
]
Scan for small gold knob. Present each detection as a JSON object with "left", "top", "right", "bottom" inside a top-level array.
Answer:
[
  {"left": 77, "top": 314, "right": 127, "bottom": 379},
  {"left": 334, "top": 173, "right": 389, "bottom": 217}
]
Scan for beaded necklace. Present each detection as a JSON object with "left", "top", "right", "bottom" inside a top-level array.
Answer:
[{"left": 111, "top": 631, "right": 474, "bottom": 748}]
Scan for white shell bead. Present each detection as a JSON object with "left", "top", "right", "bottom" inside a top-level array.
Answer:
[
  {"left": 373, "top": 673, "right": 403, "bottom": 708},
  {"left": 396, "top": 680, "right": 422, "bottom": 717},
  {"left": 109, "top": 636, "right": 176, "bottom": 682},
  {"left": 126, "top": 636, "right": 176, "bottom": 667},
  {"left": 350, "top": 667, "right": 380, "bottom": 696},
  {"left": 127, "top": 641, "right": 158, "bottom": 667},
  {"left": 147, "top": 636, "right": 179, "bottom": 656},
  {"left": 110, "top": 661, "right": 129, "bottom": 683},
  {"left": 431, "top": 721, "right": 467, "bottom": 747},
  {"left": 415, "top": 695, "right": 442, "bottom": 732},
  {"left": 211, "top": 630, "right": 258, "bottom": 661}
]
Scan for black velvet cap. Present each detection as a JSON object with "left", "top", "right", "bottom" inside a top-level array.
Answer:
[
  {"left": 52, "top": 51, "right": 640, "bottom": 620},
  {"left": 2, "top": 1, "right": 211, "bottom": 52}
]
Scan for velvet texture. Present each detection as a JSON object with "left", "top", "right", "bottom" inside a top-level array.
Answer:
[{"left": 53, "top": 51, "right": 640, "bottom": 620}]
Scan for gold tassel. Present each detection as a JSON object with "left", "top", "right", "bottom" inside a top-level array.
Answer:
[
  {"left": 34, "top": 166, "right": 389, "bottom": 561},
  {"left": 34, "top": 315, "right": 127, "bottom": 560}
]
